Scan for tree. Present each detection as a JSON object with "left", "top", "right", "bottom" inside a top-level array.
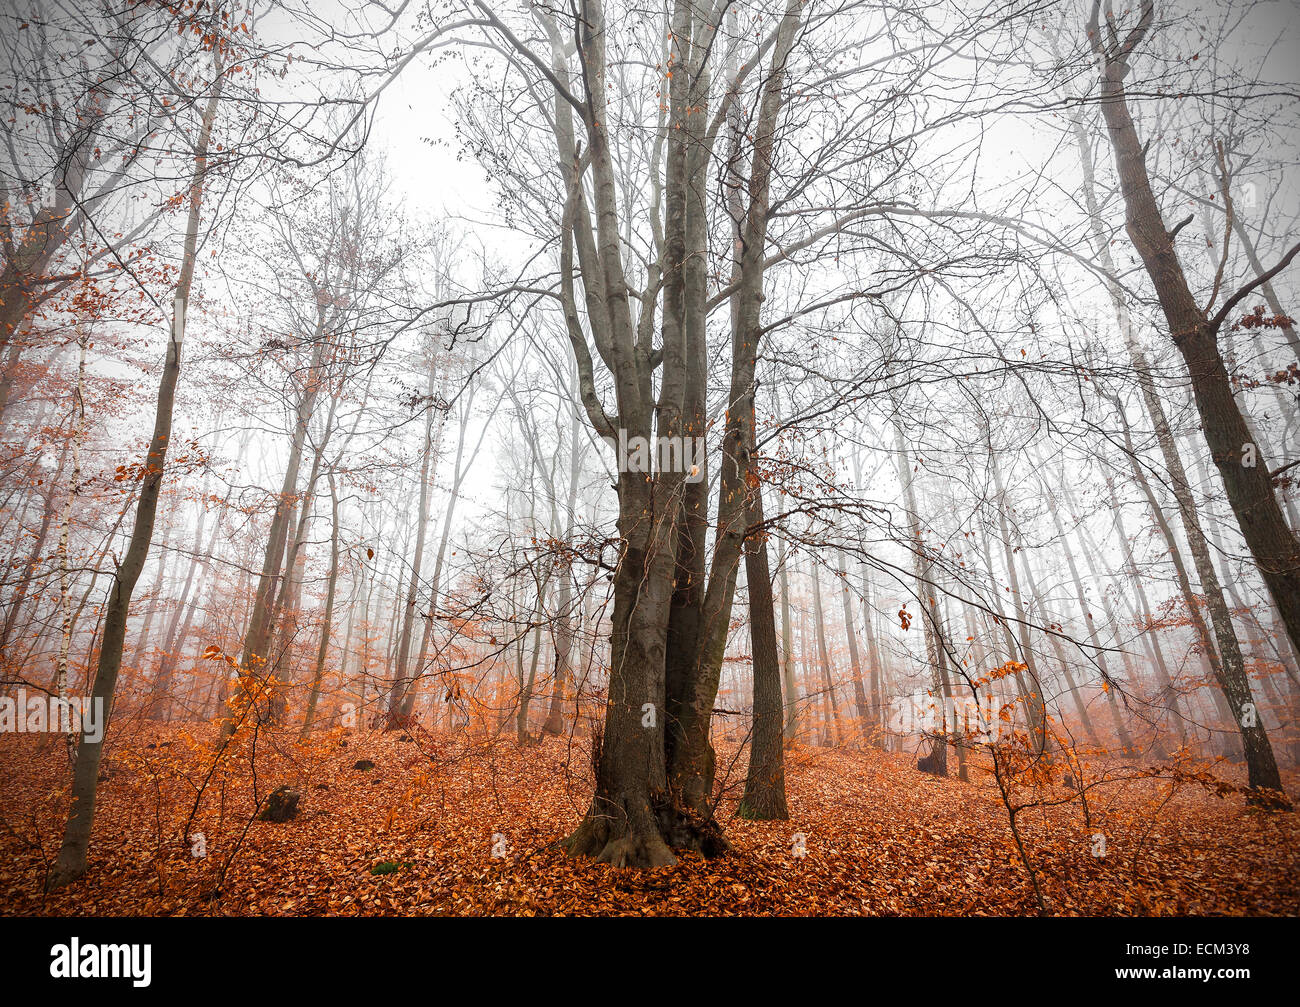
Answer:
[
  {"left": 1086, "top": 0, "right": 1300, "bottom": 722},
  {"left": 1087, "top": 3, "right": 1300, "bottom": 787},
  {"left": 47, "top": 7, "right": 226, "bottom": 888}
]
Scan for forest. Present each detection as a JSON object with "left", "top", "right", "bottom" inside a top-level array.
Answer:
[{"left": 0, "top": 0, "right": 1298, "bottom": 927}]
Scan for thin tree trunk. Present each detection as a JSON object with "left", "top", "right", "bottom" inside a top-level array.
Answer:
[
  {"left": 778, "top": 535, "right": 798, "bottom": 743},
  {"left": 1, "top": 442, "right": 68, "bottom": 660},
  {"left": 402, "top": 387, "right": 488, "bottom": 721},
  {"left": 1102, "top": 475, "right": 1189, "bottom": 748},
  {"left": 1017, "top": 543, "right": 1104, "bottom": 749},
  {"left": 386, "top": 355, "right": 438, "bottom": 729},
  {"left": 1046, "top": 500, "right": 1137, "bottom": 755},
  {"left": 810, "top": 565, "right": 841, "bottom": 747},
  {"left": 1111, "top": 400, "right": 1246, "bottom": 759},
  {"left": 48, "top": 46, "right": 224, "bottom": 887},
  {"left": 987, "top": 452, "right": 1052, "bottom": 761},
  {"left": 223, "top": 327, "right": 329, "bottom": 738},
  {"left": 301, "top": 469, "right": 341, "bottom": 741},
  {"left": 148, "top": 483, "right": 231, "bottom": 720},
  {"left": 892, "top": 417, "right": 950, "bottom": 772},
  {"left": 837, "top": 549, "right": 869, "bottom": 741},
  {"left": 935, "top": 591, "right": 968, "bottom": 781},
  {"left": 858, "top": 558, "right": 886, "bottom": 747},
  {"left": 543, "top": 381, "right": 583, "bottom": 736},
  {"left": 127, "top": 517, "right": 177, "bottom": 676},
  {"left": 53, "top": 333, "right": 88, "bottom": 764}
]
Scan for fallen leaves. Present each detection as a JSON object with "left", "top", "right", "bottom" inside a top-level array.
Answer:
[{"left": 1, "top": 725, "right": 1296, "bottom": 916}]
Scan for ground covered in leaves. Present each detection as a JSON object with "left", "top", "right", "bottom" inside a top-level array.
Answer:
[{"left": 2, "top": 723, "right": 1297, "bottom": 916}]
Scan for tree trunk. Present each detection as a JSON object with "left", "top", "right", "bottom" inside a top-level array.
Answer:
[
  {"left": 893, "top": 416, "right": 948, "bottom": 773},
  {"left": 402, "top": 387, "right": 484, "bottom": 722},
  {"left": 543, "top": 383, "right": 583, "bottom": 736},
  {"left": 1102, "top": 475, "right": 1189, "bottom": 748},
  {"left": 300, "top": 469, "right": 341, "bottom": 741},
  {"left": 47, "top": 48, "right": 224, "bottom": 887},
  {"left": 386, "top": 354, "right": 438, "bottom": 729},
  {"left": 1090, "top": 3, "right": 1291, "bottom": 803},
  {"left": 1026, "top": 548, "right": 1105, "bottom": 750},
  {"left": 223, "top": 328, "right": 329, "bottom": 738},
  {"left": 810, "top": 563, "right": 842, "bottom": 748},
  {"left": 1041, "top": 488, "right": 1137, "bottom": 755},
  {"left": 739, "top": 484, "right": 788, "bottom": 818},
  {"left": 778, "top": 534, "right": 798, "bottom": 743},
  {"left": 1111, "top": 399, "right": 1248, "bottom": 760},
  {"left": 992, "top": 461, "right": 1055, "bottom": 762},
  {"left": 53, "top": 333, "right": 88, "bottom": 764},
  {"left": 838, "top": 549, "right": 869, "bottom": 741},
  {"left": 556, "top": 0, "right": 804, "bottom": 866},
  {"left": 146, "top": 477, "right": 228, "bottom": 719}
]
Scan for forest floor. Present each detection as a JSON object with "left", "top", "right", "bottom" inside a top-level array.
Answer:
[{"left": 1, "top": 723, "right": 1297, "bottom": 916}]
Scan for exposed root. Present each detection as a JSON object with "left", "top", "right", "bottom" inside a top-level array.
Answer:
[{"left": 560, "top": 789, "right": 729, "bottom": 868}]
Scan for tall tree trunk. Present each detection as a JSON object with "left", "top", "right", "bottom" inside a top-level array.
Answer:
[
  {"left": 267, "top": 388, "right": 343, "bottom": 718},
  {"left": 666, "top": 0, "right": 805, "bottom": 846},
  {"left": 48, "top": 48, "right": 224, "bottom": 887},
  {"left": 222, "top": 329, "right": 329, "bottom": 738},
  {"left": 53, "top": 333, "right": 88, "bottom": 764},
  {"left": 809, "top": 564, "right": 841, "bottom": 747},
  {"left": 985, "top": 447, "right": 1048, "bottom": 757},
  {"left": 402, "top": 387, "right": 487, "bottom": 722},
  {"left": 838, "top": 549, "right": 869, "bottom": 740},
  {"left": 556, "top": 0, "right": 803, "bottom": 866},
  {"left": 1040, "top": 487, "right": 1137, "bottom": 755},
  {"left": 541, "top": 567, "right": 575, "bottom": 738},
  {"left": 1019, "top": 547, "right": 1104, "bottom": 750},
  {"left": 148, "top": 483, "right": 231, "bottom": 720},
  {"left": 739, "top": 483, "right": 788, "bottom": 818},
  {"left": 1060, "top": 484, "right": 1171, "bottom": 756},
  {"left": 799, "top": 573, "right": 820, "bottom": 745},
  {"left": 778, "top": 534, "right": 798, "bottom": 743},
  {"left": 1102, "top": 475, "right": 1189, "bottom": 748},
  {"left": 893, "top": 416, "right": 948, "bottom": 773},
  {"left": 126, "top": 518, "right": 176, "bottom": 676},
  {"left": 543, "top": 385, "right": 583, "bottom": 737},
  {"left": 858, "top": 557, "right": 886, "bottom": 747},
  {"left": 1090, "top": 1, "right": 1293, "bottom": 804},
  {"left": 517, "top": 620, "right": 544, "bottom": 744},
  {"left": 386, "top": 356, "right": 438, "bottom": 729},
  {"left": 300, "top": 469, "right": 341, "bottom": 741},
  {"left": 1076, "top": 96, "right": 1268, "bottom": 761},
  {"left": 1111, "top": 399, "right": 1247, "bottom": 760},
  {"left": 935, "top": 592, "right": 968, "bottom": 781}
]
